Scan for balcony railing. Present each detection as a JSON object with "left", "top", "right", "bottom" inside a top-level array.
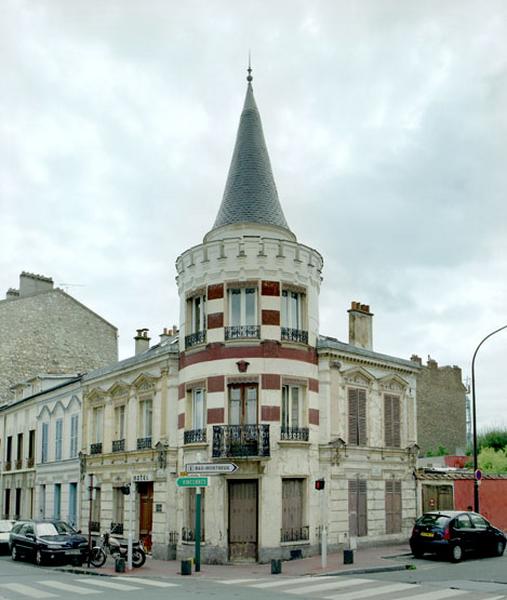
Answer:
[
  {"left": 281, "top": 526, "right": 310, "bottom": 543},
  {"left": 110, "top": 522, "right": 124, "bottom": 535},
  {"left": 184, "top": 429, "right": 207, "bottom": 444},
  {"left": 137, "top": 437, "right": 152, "bottom": 450},
  {"left": 225, "top": 325, "right": 260, "bottom": 340},
  {"left": 4, "top": 461, "right": 11, "bottom": 471},
  {"left": 112, "top": 439, "right": 125, "bottom": 453},
  {"left": 90, "top": 521, "right": 101, "bottom": 533},
  {"left": 15, "top": 459, "right": 23, "bottom": 470},
  {"left": 182, "top": 527, "right": 205, "bottom": 542},
  {"left": 27, "top": 457, "right": 35, "bottom": 468},
  {"left": 281, "top": 327, "right": 308, "bottom": 344},
  {"left": 185, "top": 330, "right": 206, "bottom": 349},
  {"left": 90, "top": 443, "right": 103, "bottom": 455},
  {"left": 212, "top": 424, "right": 270, "bottom": 458},
  {"left": 280, "top": 427, "right": 309, "bottom": 442}
]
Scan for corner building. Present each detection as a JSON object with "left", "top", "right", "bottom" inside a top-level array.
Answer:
[{"left": 175, "top": 72, "right": 418, "bottom": 562}]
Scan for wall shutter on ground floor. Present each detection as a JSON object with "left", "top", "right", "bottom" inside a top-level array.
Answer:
[
  {"left": 385, "top": 480, "right": 402, "bottom": 534},
  {"left": 282, "top": 478, "right": 304, "bottom": 542},
  {"left": 348, "top": 479, "right": 367, "bottom": 537}
]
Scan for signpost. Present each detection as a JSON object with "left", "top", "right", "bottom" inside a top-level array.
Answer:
[
  {"left": 185, "top": 463, "right": 238, "bottom": 475},
  {"left": 176, "top": 476, "right": 209, "bottom": 487}
]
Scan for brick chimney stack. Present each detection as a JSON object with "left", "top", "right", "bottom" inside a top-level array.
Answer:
[
  {"left": 134, "top": 328, "right": 150, "bottom": 355},
  {"left": 347, "top": 301, "right": 373, "bottom": 350}
]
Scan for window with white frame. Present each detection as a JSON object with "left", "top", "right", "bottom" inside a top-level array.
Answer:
[
  {"left": 112, "top": 487, "right": 125, "bottom": 527},
  {"left": 41, "top": 422, "right": 49, "bottom": 463},
  {"left": 281, "top": 290, "right": 304, "bottom": 329},
  {"left": 55, "top": 418, "right": 63, "bottom": 461},
  {"left": 92, "top": 407, "right": 104, "bottom": 444},
  {"left": 189, "top": 294, "right": 206, "bottom": 334},
  {"left": 115, "top": 405, "right": 126, "bottom": 440},
  {"left": 228, "top": 287, "right": 257, "bottom": 326},
  {"left": 139, "top": 399, "right": 153, "bottom": 439},
  {"left": 69, "top": 414, "right": 79, "bottom": 458},
  {"left": 281, "top": 385, "right": 303, "bottom": 430},
  {"left": 192, "top": 388, "right": 205, "bottom": 430}
]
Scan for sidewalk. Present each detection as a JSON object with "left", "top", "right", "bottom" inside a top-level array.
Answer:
[{"left": 62, "top": 543, "right": 414, "bottom": 580}]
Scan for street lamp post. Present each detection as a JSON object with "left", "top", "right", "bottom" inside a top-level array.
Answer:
[{"left": 471, "top": 324, "right": 507, "bottom": 513}]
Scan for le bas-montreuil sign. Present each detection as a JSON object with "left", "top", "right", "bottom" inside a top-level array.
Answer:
[{"left": 184, "top": 462, "right": 239, "bottom": 475}]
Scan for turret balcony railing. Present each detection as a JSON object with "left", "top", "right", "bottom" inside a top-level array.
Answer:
[
  {"left": 224, "top": 325, "right": 260, "bottom": 340},
  {"left": 185, "top": 330, "right": 206, "bottom": 349},
  {"left": 112, "top": 439, "right": 125, "bottom": 452},
  {"left": 212, "top": 424, "right": 270, "bottom": 458},
  {"left": 90, "top": 443, "right": 102, "bottom": 455},
  {"left": 137, "top": 437, "right": 152, "bottom": 450},
  {"left": 184, "top": 429, "right": 207, "bottom": 444},
  {"left": 281, "top": 327, "right": 308, "bottom": 344},
  {"left": 280, "top": 427, "right": 309, "bottom": 442}
]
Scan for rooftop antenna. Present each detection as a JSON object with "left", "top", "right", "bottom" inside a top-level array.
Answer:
[{"left": 247, "top": 51, "right": 253, "bottom": 83}]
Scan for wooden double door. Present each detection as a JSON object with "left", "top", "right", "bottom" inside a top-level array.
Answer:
[
  {"left": 228, "top": 480, "right": 258, "bottom": 561},
  {"left": 138, "top": 482, "right": 153, "bottom": 552}
]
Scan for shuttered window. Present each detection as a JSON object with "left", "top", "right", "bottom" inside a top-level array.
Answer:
[
  {"left": 384, "top": 394, "right": 401, "bottom": 447},
  {"left": 348, "top": 479, "right": 368, "bottom": 537},
  {"left": 348, "top": 388, "right": 367, "bottom": 446},
  {"left": 281, "top": 479, "right": 306, "bottom": 541},
  {"left": 385, "top": 480, "right": 402, "bottom": 534}
]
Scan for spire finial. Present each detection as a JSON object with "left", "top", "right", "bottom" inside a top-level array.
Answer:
[{"left": 247, "top": 52, "right": 253, "bottom": 83}]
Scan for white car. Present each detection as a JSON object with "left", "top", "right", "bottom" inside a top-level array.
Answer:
[{"left": 0, "top": 520, "right": 15, "bottom": 553}]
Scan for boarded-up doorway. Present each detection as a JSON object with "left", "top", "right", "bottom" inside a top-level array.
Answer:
[
  {"left": 138, "top": 482, "right": 153, "bottom": 552},
  {"left": 422, "top": 484, "right": 453, "bottom": 513},
  {"left": 228, "top": 480, "right": 258, "bottom": 561}
]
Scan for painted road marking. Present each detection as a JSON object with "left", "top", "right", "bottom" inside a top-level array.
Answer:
[
  {"left": 39, "top": 580, "right": 101, "bottom": 595},
  {"left": 287, "top": 578, "right": 374, "bottom": 595},
  {"left": 325, "top": 582, "right": 416, "bottom": 600},
  {"left": 75, "top": 578, "right": 142, "bottom": 591},
  {"left": 2, "top": 583, "right": 58, "bottom": 598},
  {"left": 115, "top": 576, "right": 177, "bottom": 587},
  {"left": 394, "top": 590, "right": 470, "bottom": 600},
  {"left": 219, "top": 578, "right": 269, "bottom": 585},
  {"left": 252, "top": 576, "right": 338, "bottom": 588}
]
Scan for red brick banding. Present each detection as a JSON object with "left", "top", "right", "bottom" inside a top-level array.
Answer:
[
  {"left": 207, "top": 312, "right": 224, "bottom": 329},
  {"left": 178, "top": 413, "right": 185, "bottom": 429},
  {"left": 180, "top": 342, "right": 318, "bottom": 369},
  {"left": 308, "top": 378, "right": 319, "bottom": 393},
  {"left": 207, "top": 375, "right": 225, "bottom": 393},
  {"left": 309, "top": 408, "right": 320, "bottom": 425},
  {"left": 178, "top": 384, "right": 186, "bottom": 399},
  {"left": 261, "top": 406, "right": 280, "bottom": 421},
  {"left": 261, "top": 281, "right": 280, "bottom": 296},
  {"left": 262, "top": 309, "right": 280, "bottom": 326},
  {"left": 261, "top": 374, "right": 281, "bottom": 390},
  {"left": 207, "top": 283, "right": 224, "bottom": 300},
  {"left": 207, "top": 407, "right": 225, "bottom": 424}
]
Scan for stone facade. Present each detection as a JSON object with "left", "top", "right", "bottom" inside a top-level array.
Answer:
[
  {"left": 413, "top": 357, "right": 467, "bottom": 455},
  {"left": 0, "top": 272, "right": 118, "bottom": 405}
]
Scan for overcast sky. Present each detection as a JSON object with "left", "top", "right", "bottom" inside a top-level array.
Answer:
[{"left": 1, "top": 1, "right": 506, "bottom": 432}]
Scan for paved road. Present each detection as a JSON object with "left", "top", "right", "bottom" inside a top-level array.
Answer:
[{"left": 1, "top": 553, "right": 507, "bottom": 600}]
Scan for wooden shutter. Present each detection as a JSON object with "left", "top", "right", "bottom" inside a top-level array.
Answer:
[
  {"left": 357, "top": 480, "right": 368, "bottom": 536},
  {"left": 358, "top": 390, "right": 367, "bottom": 446},
  {"left": 348, "top": 480, "right": 358, "bottom": 536},
  {"left": 348, "top": 389, "right": 359, "bottom": 445},
  {"left": 386, "top": 480, "right": 402, "bottom": 534},
  {"left": 282, "top": 479, "right": 303, "bottom": 535},
  {"left": 384, "top": 394, "right": 400, "bottom": 448}
]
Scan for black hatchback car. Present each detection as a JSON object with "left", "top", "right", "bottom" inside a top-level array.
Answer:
[
  {"left": 410, "top": 510, "right": 506, "bottom": 562},
  {"left": 9, "top": 520, "right": 88, "bottom": 566}
]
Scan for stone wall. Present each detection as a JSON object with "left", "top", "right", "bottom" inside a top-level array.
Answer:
[
  {"left": 416, "top": 359, "right": 467, "bottom": 455},
  {"left": 0, "top": 289, "right": 117, "bottom": 404}
]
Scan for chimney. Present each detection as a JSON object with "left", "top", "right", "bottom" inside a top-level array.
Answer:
[
  {"left": 18, "top": 272, "right": 54, "bottom": 297},
  {"left": 348, "top": 301, "right": 373, "bottom": 350},
  {"left": 410, "top": 354, "right": 422, "bottom": 365},
  {"left": 5, "top": 288, "right": 20, "bottom": 301},
  {"left": 134, "top": 328, "right": 150, "bottom": 355}
]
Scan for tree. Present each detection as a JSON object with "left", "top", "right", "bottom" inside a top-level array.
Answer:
[{"left": 478, "top": 447, "right": 507, "bottom": 473}]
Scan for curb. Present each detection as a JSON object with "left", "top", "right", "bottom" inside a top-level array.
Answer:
[
  {"left": 55, "top": 567, "right": 114, "bottom": 577},
  {"left": 317, "top": 564, "right": 416, "bottom": 577}
]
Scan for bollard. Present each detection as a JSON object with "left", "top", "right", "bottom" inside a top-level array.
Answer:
[
  {"left": 271, "top": 558, "right": 282, "bottom": 574},
  {"left": 343, "top": 549, "right": 354, "bottom": 564},
  {"left": 181, "top": 559, "right": 192, "bottom": 575},
  {"left": 115, "top": 557, "right": 126, "bottom": 573}
]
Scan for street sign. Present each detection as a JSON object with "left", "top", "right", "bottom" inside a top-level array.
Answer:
[
  {"left": 185, "top": 462, "right": 238, "bottom": 475},
  {"left": 475, "top": 469, "right": 482, "bottom": 481},
  {"left": 176, "top": 476, "right": 209, "bottom": 488}
]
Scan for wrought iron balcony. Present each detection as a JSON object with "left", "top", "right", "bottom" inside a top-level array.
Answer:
[
  {"left": 184, "top": 429, "right": 207, "bottom": 444},
  {"left": 90, "top": 521, "right": 101, "bottom": 532},
  {"left": 280, "top": 427, "right": 309, "bottom": 442},
  {"left": 15, "top": 459, "right": 23, "bottom": 470},
  {"left": 112, "top": 439, "right": 125, "bottom": 452},
  {"left": 212, "top": 424, "right": 270, "bottom": 458},
  {"left": 27, "top": 457, "right": 35, "bottom": 468},
  {"left": 110, "top": 522, "right": 124, "bottom": 535},
  {"left": 281, "top": 525, "right": 309, "bottom": 543},
  {"left": 137, "top": 437, "right": 152, "bottom": 450},
  {"left": 225, "top": 325, "right": 260, "bottom": 340},
  {"left": 281, "top": 327, "right": 308, "bottom": 344},
  {"left": 182, "top": 526, "right": 205, "bottom": 542},
  {"left": 4, "top": 461, "right": 11, "bottom": 471},
  {"left": 90, "top": 443, "right": 103, "bottom": 455},
  {"left": 185, "top": 330, "right": 206, "bottom": 349}
]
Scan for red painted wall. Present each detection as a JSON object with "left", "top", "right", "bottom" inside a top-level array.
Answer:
[{"left": 454, "top": 479, "right": 507, "bottom": 531}]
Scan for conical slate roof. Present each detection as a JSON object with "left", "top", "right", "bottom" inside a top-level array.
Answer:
[{"left": 211, "top": 79, "right": 291, "bottom": 233}]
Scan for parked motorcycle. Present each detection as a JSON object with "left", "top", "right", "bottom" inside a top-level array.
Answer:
[{"left": 89, "top": 530, "right": 146, "bottom": 568}]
